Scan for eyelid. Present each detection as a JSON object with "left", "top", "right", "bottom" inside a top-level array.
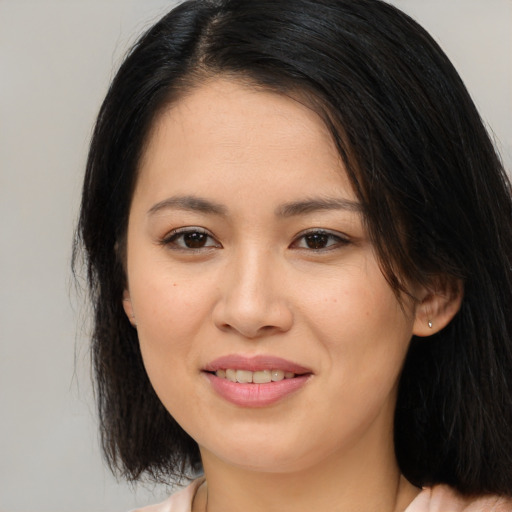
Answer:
[
  {"left": 160, "top": 226, "right": 222, "bottom": 249},
  {"left": 290, "top": 228, "right": 351, "bottom": 250},
  {"left": 158, "top": 226, "right": 350, "bottom": 251}
]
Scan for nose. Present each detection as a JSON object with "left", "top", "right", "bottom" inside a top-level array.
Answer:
[{"left": 212, "top": 247, "right": 293, "bottom": 339}]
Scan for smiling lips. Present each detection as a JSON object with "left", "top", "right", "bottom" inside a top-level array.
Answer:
[
  {"left": 204, "top": 355, "right": 312, "bottom": 407},
  {"left": 216, "top": 368, "right": 296, "bottom": 383}
]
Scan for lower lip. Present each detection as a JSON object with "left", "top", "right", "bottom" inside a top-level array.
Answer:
[{"left": 204, "top": 373, "right": 311, "bottom": 408}]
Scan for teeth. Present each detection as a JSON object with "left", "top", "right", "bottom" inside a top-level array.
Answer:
[
  {"left": 215, "top": 369, "right": 296, "bottom": 382},
  {"left": 271, "top": 369, "right": 284, "bottom": 381},
  {"left": 253, "top": 370, "right": 271, "bottom": 384},
  {"left": 236, "top": 370, "right": 253, "bottom": 383}
]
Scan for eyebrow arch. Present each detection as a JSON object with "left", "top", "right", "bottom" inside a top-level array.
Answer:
[
  {"left": 147, "top": 195, "right": 228, "bottom": 217},
  {"left": 275, "top": 197, "right": 363, "bottom": 217}
]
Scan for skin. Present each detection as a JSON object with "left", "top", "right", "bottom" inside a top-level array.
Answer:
[{"left": 123, "top": 78, "right": 461, "bottom": 512}]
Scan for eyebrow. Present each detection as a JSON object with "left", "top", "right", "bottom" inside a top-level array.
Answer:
[
  {"left": 147, "top": 194, "right": 362, "bottom": 218},
  {"left": 147, "top": 195, "right": 228, "bottom": 217},
  {"left": 275, "top": 197, "right": 363, "bottom": 217}
]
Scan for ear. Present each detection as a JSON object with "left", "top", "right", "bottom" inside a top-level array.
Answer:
[
  {"left": 413, "top": 278, "right": 463, "bottom": 337},
  {"left": 122, "top": 289, "right": 137, "bottom": 327}
]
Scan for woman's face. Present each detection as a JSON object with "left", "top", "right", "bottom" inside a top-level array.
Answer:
[{"left": 123, "top": 78, "right": 424, "bottom": 473}]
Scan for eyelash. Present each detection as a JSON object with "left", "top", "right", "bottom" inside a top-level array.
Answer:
[
  {"left": 160, "top": 228, "right": 350, "bottom": 252},
  {"left": 291, "top": 229, "right": 350, "bottom": 251},
  {"left": 161, "top": 227, "right": 221, "bottom": 251}
]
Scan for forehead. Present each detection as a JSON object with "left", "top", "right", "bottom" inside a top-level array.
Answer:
[{"left": 135, "top": 77, "right": 354, "bottom": 205}]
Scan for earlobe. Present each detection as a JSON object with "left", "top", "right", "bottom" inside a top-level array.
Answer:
[
  {"left": 122, "top": 290, "right": 137, "bottom": 327},
  {"left": 413, "top": 279, "right": 463, "bottom": 337}
]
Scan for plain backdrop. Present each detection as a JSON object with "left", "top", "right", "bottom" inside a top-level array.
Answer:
[{"left": 0, "top": 1, "right": 510, "bottom": 511}]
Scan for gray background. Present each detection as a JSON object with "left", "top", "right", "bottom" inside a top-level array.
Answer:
[{"left": 0, "top": 1, "right": 510, "bottom": 511}]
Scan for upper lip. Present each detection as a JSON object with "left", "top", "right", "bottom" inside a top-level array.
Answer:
[{"left": 204, "top": 355, "right": 312, "bottom": 374}]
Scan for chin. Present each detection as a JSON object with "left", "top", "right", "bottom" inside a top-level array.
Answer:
[{"left": 198, "top": 427, "right": 337, "bottom": 475}]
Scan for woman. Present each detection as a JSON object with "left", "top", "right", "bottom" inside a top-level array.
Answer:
[{"left": 74, "top": 0, "right": 512, "bottom": 510}]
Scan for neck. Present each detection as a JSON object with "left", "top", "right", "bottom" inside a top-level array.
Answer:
[{"left": 198, "top": 433, "right": 419, "bottom": 512}]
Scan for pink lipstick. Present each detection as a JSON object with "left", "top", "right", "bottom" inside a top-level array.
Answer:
[{"left": 203, "top": 355, "right": 312, "bottom": 407}]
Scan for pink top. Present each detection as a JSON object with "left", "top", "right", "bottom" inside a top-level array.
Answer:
[{"left": 134, "top": 479, "right": 512, "bottom": 512}]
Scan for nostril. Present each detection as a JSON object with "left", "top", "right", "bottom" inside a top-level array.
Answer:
[{"left": 212, "top": 291, "right": 294, "bottom": 338}]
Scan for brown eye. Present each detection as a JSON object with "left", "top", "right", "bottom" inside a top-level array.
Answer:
[
  {"left": 163, "top": 228, "right": 220, "bottom": 250},
  {"left": 292, "top": 230, "right": 349, "bottom": 250},
  {"left": 304, "top": 233, "right": 330, "bottom": 249},
  {"left": 183, "top": 232, "right": 208, "bottom": 248}
]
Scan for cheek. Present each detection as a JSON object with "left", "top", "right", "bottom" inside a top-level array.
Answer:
[
  {"left": 299, "top": 262, "right": 404, "bottom": 335},
  {"left": 132, "top": 277, "right": 210, "bottom": 431},
  {"left": 131, "top": 259, "right": 215, "bottom": 340},
  {"left": 128, "top": 267, "right": 215, "bottom": 394},
  {"left": 299, "top": 262, "right": 415, "bottom": 387}
]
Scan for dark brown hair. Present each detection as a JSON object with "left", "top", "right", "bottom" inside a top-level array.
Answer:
[{"left": 74, "top": 0, "right": 512, "bottom": 495}]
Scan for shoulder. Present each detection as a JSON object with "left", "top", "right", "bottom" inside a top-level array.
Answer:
[
  {"left": 131, "top": 478, "right": 205, "bottom": 512},
  {"left": 406, "top": 484, "right": 512, "bottom": 512}
]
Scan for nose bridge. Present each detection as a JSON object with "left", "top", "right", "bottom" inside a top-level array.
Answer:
[
  {"left": 228, "top": 243, "right": 275, "bottom": 317},
  {"left": 214, "top": 242, "right": 292, "bottom": 337}
]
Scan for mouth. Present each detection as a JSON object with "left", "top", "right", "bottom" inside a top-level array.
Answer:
[
  {"left": 204, "top": 354, "right": 311, "bottom": 375},
  {"left": 212, "top": 368, "right": 297, "bottom": 383},
  {"left": 203, "top": 355, "right": 312, "bottom": 407}
]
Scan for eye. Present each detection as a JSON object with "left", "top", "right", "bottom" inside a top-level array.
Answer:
[
  {"left": 162, "top": 228, "right": 221, "bottom": 250},
  {"left": 291, "top": 230, "right": 349, "bottom": 250}
]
